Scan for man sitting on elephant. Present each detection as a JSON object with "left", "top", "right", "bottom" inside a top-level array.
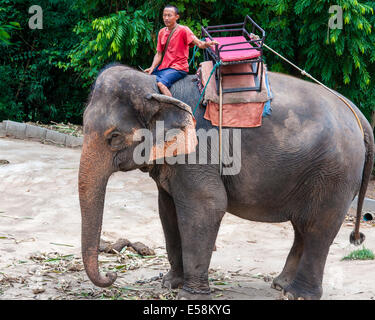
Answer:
[{"left": 144, "top": 4, "right": 218, "bottom": 97}]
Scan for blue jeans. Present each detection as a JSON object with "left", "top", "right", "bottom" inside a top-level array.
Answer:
[{"left": 152, "top": 66, "right": 188, "bottom": 88}]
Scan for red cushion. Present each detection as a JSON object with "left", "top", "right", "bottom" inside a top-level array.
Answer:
[{"left": 207, "top": 36, "right": 261, "bottom": 62}]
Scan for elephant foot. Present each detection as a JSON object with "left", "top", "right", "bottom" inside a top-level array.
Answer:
[
  {"left": 177, "top": 286, "right": 212, "bottom": 300},
  {"left": 281, "top": 283, "right": 322, "bottom": 300},
  {"left": 271, "top": 275, "right": 290, "bottom": 291},
  {"left": 162, "top": 270, "right": 184, "bottom": 290}
]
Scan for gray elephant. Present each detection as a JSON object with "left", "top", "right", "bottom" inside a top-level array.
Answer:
[{"left": 78, "top": 63, "right": 374, "bottom": 300}]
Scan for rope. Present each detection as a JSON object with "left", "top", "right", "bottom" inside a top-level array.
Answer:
[
  {"left": 189, "top": 44, "right": 200, "bottom": 68},
  {"left": 193, "top": 61, "right": 222, "bottom": 115},
  {"left": 189, "top": 38, "right": 205, "bottom": 69},
  {"left": 263, "top": 43, "right": 364, "bottom": 137}
]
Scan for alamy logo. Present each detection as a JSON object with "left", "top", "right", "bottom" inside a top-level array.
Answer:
[
  {"left": 28, "top": 5, "right": 43, "bottom": 29},
  {"left": 132, "top": 121, "right": 242, "bottom": 175},
  {"left": 328, "top": 5, "right": 343, "bottom": 30}
]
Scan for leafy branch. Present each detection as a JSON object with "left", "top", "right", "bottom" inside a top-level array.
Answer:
[{"left": 0, "top": 21, "right": 21, "bottom": 45}]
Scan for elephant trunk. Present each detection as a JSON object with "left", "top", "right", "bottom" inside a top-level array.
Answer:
[{"left": 78, "top": 134, "right": 117, "bottom": 287}]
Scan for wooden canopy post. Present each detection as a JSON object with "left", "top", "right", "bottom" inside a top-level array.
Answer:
[{"left": 219, "top": 73, "right": 223, "bottom": 175}]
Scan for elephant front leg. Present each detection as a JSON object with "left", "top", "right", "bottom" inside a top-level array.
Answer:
[
  {"left": 158, "top": 187, "right": 184, "bottom": 289},
  {"left": 167, "top": 166, "right": 227, "bottom": 300},
  {"left": 175, "top": 203, "right": 226, "bottom": 300}
]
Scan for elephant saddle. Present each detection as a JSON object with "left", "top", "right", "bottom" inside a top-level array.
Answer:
[{"left": 197, "top": 61, "right": 273, "bottom": 128}]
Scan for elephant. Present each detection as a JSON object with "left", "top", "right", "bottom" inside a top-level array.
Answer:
[{"left": 78, "top": 63, "right": 374, "bottom": 300}]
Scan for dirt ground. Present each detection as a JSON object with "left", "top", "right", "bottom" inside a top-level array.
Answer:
[{"left": 0, "top": 137, "right": 374, "bottom": 300}]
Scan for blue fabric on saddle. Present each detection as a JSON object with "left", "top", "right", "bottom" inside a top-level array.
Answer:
[
  {"left": 243, "top": 61, "right": 272, "bottom": 117},
  {"left": 263, "top": 68, "right": 272, "bottom": 117}
]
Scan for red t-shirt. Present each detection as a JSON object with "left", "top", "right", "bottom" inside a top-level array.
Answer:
[{"left": 156, "top": 25, "right": 196, "bottom": 72}]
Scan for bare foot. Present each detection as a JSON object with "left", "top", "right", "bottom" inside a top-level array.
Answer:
[{"left": 157, "top": 82, "right": 172, "bottom": 97}]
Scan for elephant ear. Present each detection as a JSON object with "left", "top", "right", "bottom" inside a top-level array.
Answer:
[{"left": 141, "top": 93, "right": 198, "bottom": 162}]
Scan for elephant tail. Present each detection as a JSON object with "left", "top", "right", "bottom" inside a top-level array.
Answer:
[{"left": 350, "top": 125, "right": 374, "bottom": 245}]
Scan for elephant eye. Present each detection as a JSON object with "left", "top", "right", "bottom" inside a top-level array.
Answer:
[
  {"left": 105, "top": 130, "right": 120, "bottom": 140},
  {"left": 106, "top": 131, "right": 123, "bottom": 149}
]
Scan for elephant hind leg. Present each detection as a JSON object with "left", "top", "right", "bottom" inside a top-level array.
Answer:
[
  {"left": 272, "top": 222, "right": 304, "bottom": 291},
  {"left": 281, "top": 203, "right": 348, "bottom": 300},
  {"left": 282, "top": 233, "right": 330, "bottom": 300}
]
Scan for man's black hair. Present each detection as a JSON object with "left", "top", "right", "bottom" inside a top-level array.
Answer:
[{"left": 164, "top": 4, "right": 179, "bottom": 15}]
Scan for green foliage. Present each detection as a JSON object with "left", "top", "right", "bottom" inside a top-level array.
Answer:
[
  {"left": 0, "top": 6, "right": 21, "bottom": 45},
  {"left": 342, "top": 246, "right": 375, "bottom": 260},
  {"left": 60, "top": 9, "right": 154, "bottom": 87},
  {"left": 0, "top": 0, "right": 87, "bottom": 123},
  {"left": 291, "top": 0, "right": 375, "bottom": 121},
  {"left": 0, "top": 65, "right": 24, "bottom": 121},
  {"left": 0, "top": 21, "right": 21, "bottom": 45},
  {"left": 0, "top": 0, "right": 374, "bottom": 127}
]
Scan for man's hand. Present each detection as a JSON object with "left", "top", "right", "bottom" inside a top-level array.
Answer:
[
  {"left": 192, "top": 36, "right": 219, "bottom": 49},
  {"left": 203, "top": 40, "right": 219, "bottom": 49},
  {"left": 145, "top": 52, "right": 162, "bottom": 75},
  {"left": 144, "top": 67, "right": 154, "bottom": 75}
]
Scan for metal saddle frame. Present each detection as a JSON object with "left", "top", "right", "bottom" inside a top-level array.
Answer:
[{"left": 201, "top": 15, "right": 266, "bottom": 95}]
